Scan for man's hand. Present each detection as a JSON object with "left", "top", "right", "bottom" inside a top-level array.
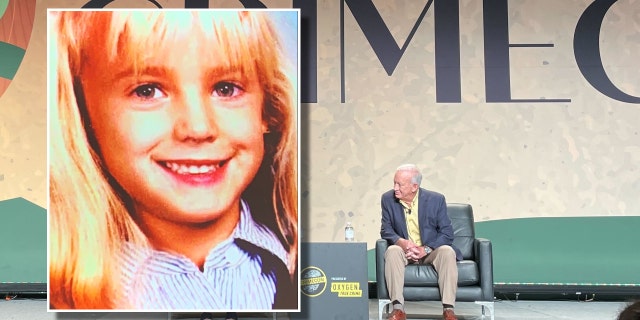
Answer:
[
  {"left": 405, "top": 245, "right": 422, "bottom": 262},
  {"left": 396, "top": 239, "right": 423, "bottom": 262},
  {"left": 405, "top": 244, "right": 433, "bottom": 262},
  {"left": 395, "top": 238, "right": 414, "bottom": 252}
]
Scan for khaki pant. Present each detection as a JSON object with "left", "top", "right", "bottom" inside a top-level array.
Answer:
[{"left": 384, "top": 245, "right": 458, "bottom": 306}]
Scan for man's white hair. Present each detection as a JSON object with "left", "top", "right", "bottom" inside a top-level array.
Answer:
[{"left": 396, "top": 164, "right": 422, "bottom": 186}]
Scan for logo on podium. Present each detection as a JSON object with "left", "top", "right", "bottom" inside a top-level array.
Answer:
[{"left": 300, "top": 266, "right": 327, "bottom": 297}]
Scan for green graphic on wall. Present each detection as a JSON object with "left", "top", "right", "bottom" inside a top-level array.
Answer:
[{"left": 0, "top": 197, "right": 46, "bottom": 286}]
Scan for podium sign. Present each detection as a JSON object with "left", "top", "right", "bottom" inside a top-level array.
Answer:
[{"left": 291, "top": 242, "right": 369, "bottom": 320}]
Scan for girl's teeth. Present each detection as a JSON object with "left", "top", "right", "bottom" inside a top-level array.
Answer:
[{"left": 164, "top": 162, "right": 217, "bottom": 174}]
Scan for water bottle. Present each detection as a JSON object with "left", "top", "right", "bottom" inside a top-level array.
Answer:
[{"left": 345, "top": 222, "right": 355, "bottom": 242}]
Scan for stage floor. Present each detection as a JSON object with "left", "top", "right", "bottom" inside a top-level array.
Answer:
[{"left": 1, "top": 298, "right": 633, "bottom": 320}]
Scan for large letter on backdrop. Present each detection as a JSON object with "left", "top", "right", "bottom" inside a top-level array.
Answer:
[
  {"left": 483, "top": 0, "right": 570, "bottom": 103},
  {"left": 434, "top": 0, "right": 461, "bottom": 103},
  {"left": 341, "top": 0, "right": 434, "bottom": 102},
  {"left": 574, "top": 0, "right": 640, "bottom": 104}
]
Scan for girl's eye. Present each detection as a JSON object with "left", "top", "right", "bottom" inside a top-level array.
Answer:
[
  {"left": 212, "top": 81, "right": 243, "bottom": 98},
  {"left": 132, "top": 84, "right": 164, "bottom": 100}
]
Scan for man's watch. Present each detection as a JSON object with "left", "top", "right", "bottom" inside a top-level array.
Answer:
[{"left": 424, "top": 245, "right": 433, "bottom": 255}]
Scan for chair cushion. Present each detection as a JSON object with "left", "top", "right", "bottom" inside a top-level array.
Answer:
[{"left": 404, "top": 260, "right": 479, "bottom": 287}]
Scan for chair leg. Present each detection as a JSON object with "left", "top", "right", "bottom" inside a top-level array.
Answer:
[
  {"left": 475, "top": 301, "right": 494, "bottom": 320},
  {"left": 378, "top": 299, "right": 391, "bottom": 320}
]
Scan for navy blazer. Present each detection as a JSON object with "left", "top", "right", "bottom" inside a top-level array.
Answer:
[{"left": 380, "top": 188, "right": 462, "bottom": 261}]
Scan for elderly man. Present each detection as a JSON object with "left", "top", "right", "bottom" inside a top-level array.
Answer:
[{"left": 380, "top": 164, "right": 462, "bottom": 320}]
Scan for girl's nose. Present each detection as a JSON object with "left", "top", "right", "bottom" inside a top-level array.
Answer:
[{"left": 173, "top": 93, "right": 217, "bottom": 143}]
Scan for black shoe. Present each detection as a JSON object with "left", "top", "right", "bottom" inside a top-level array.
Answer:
[
  {"left": 200, "top": 312, "right": 213, "bottom": 320},
  {"left": 225, "top": 312, "right": 238, "bottom": 320}
]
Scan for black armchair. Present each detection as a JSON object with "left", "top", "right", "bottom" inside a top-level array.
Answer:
[{"left": 375, "top": 203, "right": 494, "bottom": 320}]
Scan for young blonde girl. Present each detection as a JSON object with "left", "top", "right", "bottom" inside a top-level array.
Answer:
[{"left": 49, "top": 9, "right": 298, "bottom": 310}]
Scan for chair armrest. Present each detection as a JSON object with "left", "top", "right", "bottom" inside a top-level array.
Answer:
[
  {"left": 376, "top": 239, "right": 390, "bottom": 299},
  {"left": 474, "top": 238, "right": 494, "bottom": 301}
]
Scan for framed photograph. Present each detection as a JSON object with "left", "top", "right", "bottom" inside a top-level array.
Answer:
[{"left": 47, "top": 8, "right": 300, "bottom": 312}]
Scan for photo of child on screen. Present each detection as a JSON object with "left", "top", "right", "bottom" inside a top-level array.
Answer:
[{"left": 48, "top": 9, "right": 298, "bottom": 311}]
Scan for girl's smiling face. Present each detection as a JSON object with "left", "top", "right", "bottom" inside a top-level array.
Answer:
[{"left": 80, "top": 14, "right": 266, "bottom": 226}]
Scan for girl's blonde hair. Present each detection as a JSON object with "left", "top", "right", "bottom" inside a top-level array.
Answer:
[{"left": 49, "top": 10, "right": 298, "bottom": 309}]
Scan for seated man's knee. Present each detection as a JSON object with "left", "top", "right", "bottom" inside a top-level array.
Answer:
[
  {"left": 385, "top": 245, "right": 404, "bottom": 259},
  {"left": 438, "top": 245, "right": 456, "bottom": 259}
]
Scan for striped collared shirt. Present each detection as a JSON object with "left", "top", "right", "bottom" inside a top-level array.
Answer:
[{"left": 116, "top": 200, "right": 289, "bottom": 311}]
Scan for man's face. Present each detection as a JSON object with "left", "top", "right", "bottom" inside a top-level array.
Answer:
[{"left": 393, "top": 170, "right": 418, "bottom": 203}]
